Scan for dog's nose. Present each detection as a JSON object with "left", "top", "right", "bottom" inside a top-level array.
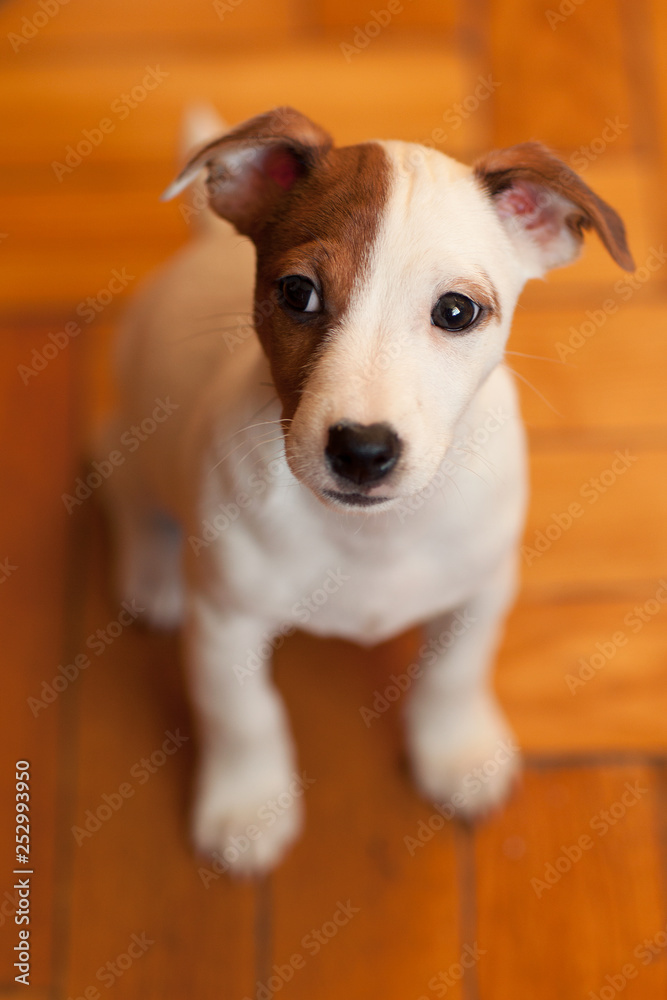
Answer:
[{"left": 326, "top": 421, "right": 402, "bottom": 486}]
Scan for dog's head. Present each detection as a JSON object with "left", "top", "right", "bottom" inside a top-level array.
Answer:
[{"left": 164, "top": 107, "right": 633, "bottom": 512}]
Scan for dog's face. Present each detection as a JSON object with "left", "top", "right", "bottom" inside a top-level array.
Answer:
[{"left": 166, "top": 107, "right": 633, "bottom": 512}]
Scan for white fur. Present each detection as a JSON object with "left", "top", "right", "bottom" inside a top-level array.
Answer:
[{"left": 100, "top": 131, "right": 585, "bottom": 873}]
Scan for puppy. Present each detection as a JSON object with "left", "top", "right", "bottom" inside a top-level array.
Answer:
[{"left": 102, "top": 107, "right": 633, "bottom": 873}]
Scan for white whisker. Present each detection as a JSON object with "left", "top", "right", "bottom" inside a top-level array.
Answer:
[
  {"left": 503, "top": 363, "right": 563, "bottom": 417},
  {"left": 505, "top": 349, "right": 573, "bottom": 367},
  {"left": 208, "top": 428, "right": 285, "bottom": 474}
]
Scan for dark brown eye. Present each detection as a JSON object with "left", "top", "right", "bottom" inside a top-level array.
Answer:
[
  {"left": 431, "top": 292, "right": 481, "bottom": 333},
  {"left": 278, "top": 275, "right": 321, "bottom": 313}
]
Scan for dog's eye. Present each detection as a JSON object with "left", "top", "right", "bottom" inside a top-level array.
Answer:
[
  {"left": 431, "top": 293, "right": 481, "bottom": 333},
  {"left": 278, "top": 275, "right": 321, "bottom": 314}
]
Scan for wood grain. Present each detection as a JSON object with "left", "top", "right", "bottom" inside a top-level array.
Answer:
[
  {"left": 0, "top": 330, "right": 77, "bottom": 989},
  {"left": 62, "top": 515, "right": 257, "bottom": 1000},
  {"left": 489, "top": 0, "right": 635, "bottom": 153},
  {"left": 475, "top": 766, "right": 667, "bottom": 1000},
  {"left": 271, "top": 631, "right": 464, "bottom": 1000},
  {"left": 498, "top": 598, "right": 667, "bottom": 754}
]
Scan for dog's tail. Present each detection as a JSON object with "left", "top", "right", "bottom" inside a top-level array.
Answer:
[{"left": 174, "top": 103, "right": 228, "bottom": 233}]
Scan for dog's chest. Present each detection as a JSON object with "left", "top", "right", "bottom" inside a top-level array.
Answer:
[
  {"left": 223, "top": 490, "right": 512, "bottom": 645},
  {"left": 298, "top": 548, "right": 457, "bottom": 644},
  {"left": 294, "top": 526, "right": 498, "bottom": 643}
]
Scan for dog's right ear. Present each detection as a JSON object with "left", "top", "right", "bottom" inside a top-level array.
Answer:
[
  {"left": 473, "top": 142, "right": 634, "bottom": 276},
  {"left": 161, "top": 106, "right": 333, "bottom": 238}
]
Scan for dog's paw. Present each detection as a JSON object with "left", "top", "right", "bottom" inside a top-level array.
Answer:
[
  {"left": 192, "top": 752, "right": 305, "bottom": 875},
  {"left": 406, "top": 694, "right": 521, "bottom": 819}
]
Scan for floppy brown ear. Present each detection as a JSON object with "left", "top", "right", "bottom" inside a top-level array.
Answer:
[
  {"left": 162, "top": 106, "right": 333, "bottom": 238},
  {"left": 474, "top": 142, "right": 634, "bottom": 275}
]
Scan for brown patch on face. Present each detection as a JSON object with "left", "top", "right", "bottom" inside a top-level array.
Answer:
[
  {"left": 473, "top": 142, "right": 634, "bottom": 271},
  {"left": 251, "top": 141, "right": 392, "bottom": 420}
]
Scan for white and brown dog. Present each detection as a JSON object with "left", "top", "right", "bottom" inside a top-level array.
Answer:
[{"left": 102, "top": 107, "right": 633, "bottom": 873}]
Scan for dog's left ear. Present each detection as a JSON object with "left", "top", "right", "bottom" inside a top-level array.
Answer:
[
  {"left": 474, "top": 142, "right": 634, "bottom": 275},
  {"left": 161, "top": 106, "right": 333, "bottom": 238}
]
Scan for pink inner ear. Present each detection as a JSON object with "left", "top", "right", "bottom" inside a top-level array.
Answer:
[
  {"left": 495, "top": 179, "right": 563, "bottom": 243},
  {"left": 262, "top": 146, "right": 304, "bottom": 190}
]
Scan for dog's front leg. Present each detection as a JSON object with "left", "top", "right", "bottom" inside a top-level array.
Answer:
[
  {"left": 186, "top": 590, "right": 302, "bottom": 875},
  {"left": 405, "top": 556, "right": 521, "bottom": 817}
]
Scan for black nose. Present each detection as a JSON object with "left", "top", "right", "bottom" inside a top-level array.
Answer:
[{"left": 325, "top": 421, "right": 402, "bottom": 486}]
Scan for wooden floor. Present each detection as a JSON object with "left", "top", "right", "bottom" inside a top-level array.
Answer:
[{"left": 2, "top": 0, "right": 667, "bottom": 997}]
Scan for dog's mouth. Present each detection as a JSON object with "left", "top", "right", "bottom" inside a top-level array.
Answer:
[{"left": 321, "top": 489, "right": 392, "bottom": 508}]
